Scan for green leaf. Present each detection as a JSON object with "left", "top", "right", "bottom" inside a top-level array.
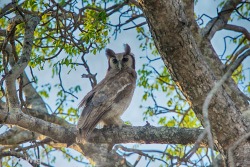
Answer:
[
  {"left": 166, "top": 120, "right": 176, "bottom": 127},
  {"left": 39, "top": 90, "right": 49, "bottom": 98}
]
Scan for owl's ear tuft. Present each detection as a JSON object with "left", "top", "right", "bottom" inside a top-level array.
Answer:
[
  {"left": 124, "top": 44, "right": 131, "bottom": 55},
  {"left": 106, "top": 48, "right": 116, "bottom": 58}
]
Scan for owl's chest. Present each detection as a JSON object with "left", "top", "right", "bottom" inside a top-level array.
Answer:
[{"left": 101, "top": 69, "right": 136, "bottom": 119}]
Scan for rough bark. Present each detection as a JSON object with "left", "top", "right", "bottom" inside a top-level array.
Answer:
[
  {"left": 0, "top": 105, "right": 206, "bottom": 166},
  {"left": 138, "top": 0, "right": 249, "bottom": 166},
  {"left": 0, "top": 106, "right": 205, "bottom": 145},
  {"left": 1, "top": 0, "right": 249, "bottom": 166},
  {"left": 183, "top": 0, "right": 249, "bottom": 111}
]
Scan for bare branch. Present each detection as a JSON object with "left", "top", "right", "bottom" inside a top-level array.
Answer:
[
  {"left": 89, "top": 126, "right": 206, "bottom": 145},
  {"left": 0, "top": 150, "right": 39, "bottom": 166},
  {"left": 107, "top": 1, "right": 129, "bottom": 16},
  {"left": 58, "top": 63, "right": 78, "bottom": 99},
  {"left": 81, "top": 54, "right": 97, "bottom": 88},
  {"left": 0, "top": 129, "right": 37, "bottom": 146},
  {"left": 234, "top": 44, "right": 250, "bottom": 59},
  {"left": 0, "top": 126, "right": 23, "bottom": 145},
  {"left": 225, "top": 42, "right": 250, "bottom": 66},
  {"left": 4, "top": 14, "right": 40, "bottom": 109},
  {"left": 123, "top": 21, "right": 146, "bottom": 30},
  {"left": 223, "top": 24, "right": 250, "bottom": 40},
  {"left": 114, "top": 145, "right": 168, "bottom": 165},
  {"left": 0, "top": 103, "right": 206, "bottom": 146},
  {"left": 23, "top": 108, "right": 73, "bottom": 128},
  {"left": 0, "top": 107, "right": 76, "bottom": 144},
  {"left": 202, "top": 0, "right": 242, "bottom": 39},
  {"left": 22, "top": 72, "right": 48, "bottom": 113},
  {"left": 6, "top": 14, "right": 39, "bottom": 79}
]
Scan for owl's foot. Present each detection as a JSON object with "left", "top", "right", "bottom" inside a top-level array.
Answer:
[{"left": 144, "top": 121, "right": 151, "bottom": 126}]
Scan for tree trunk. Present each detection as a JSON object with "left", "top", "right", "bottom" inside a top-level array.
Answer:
[{"left": 138, "top": 0, "right": 249, "bottom": 166}]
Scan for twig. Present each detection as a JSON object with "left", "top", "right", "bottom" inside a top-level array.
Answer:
[
  {"left": 224, "top": 24, "right": 250, "bottom": 40},
  {"left": 114, "top": 145, "right": 168, "bottom": 165},
  {"left": 58, "top": 63, "right": 78, "bottom": 99},
  {"left": 123, "top": 21, "right": 147, "bottom": 30},
  {"left": 225, "top": 37, "right": 246, "bottom": 66}
]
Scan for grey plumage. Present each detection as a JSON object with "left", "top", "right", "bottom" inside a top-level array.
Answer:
[{"left": 77, "top": 44, "right": 137, "bottom": 140}]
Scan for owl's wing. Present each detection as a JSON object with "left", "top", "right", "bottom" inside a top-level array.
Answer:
[{"left": 76, "top": 70, "right": 136, "bottom": 138}]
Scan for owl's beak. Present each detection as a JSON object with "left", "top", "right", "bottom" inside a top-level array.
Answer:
[{"left": 118, "top": 63, "right": 122, "bottom": 70}]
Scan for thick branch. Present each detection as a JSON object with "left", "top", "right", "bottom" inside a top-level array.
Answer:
[
  {"left": 0, "top": 150, "right": 39, "bottom": 166},
  {"left": 0, "top": 104, "right": 206, "bottom": 146},
  {"left": 4, "top": 43, "right": 48, "bottom": 114},
  {"left": 0, "top": 105, "right": 207, "bottom": 166},
  {"left": 1, "top": 100, "right": 73, "bottom": 129},
  {"left": 77, "top": 143, "right": 132, "bottom": 167},
  {"left": 5, "top": 14, "right": 40, "bottom": 109},
  {"left": 202, "top": 0, "right": 242, "bottom": 39},
  {"left": 89, "top": 126, "right": 206, "bottom": 146},
  {"left": 0, "top": 108, "right": 76, "bottom": 144},
  {"left": 22, "top": 72, "right": 48, "bottom": 113},
  {"left": 23, "top": 108, "right": 73, "bottom": 128},
  {"left": 0, "top": 129, "right": 37, "bottom": 146},
  {"left": 8, "top": 15, "right": 40, "bottom": 79}
]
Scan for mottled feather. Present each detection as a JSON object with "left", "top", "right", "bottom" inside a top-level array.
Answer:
[
  {"left": 77, "top": 68, "right": 136, "bottom": 138},
  {"left": 77, "top": 44, "right": 136, "bottom": 140}
]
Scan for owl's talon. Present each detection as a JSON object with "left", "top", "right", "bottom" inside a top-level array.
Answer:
[{"left": 145, "top": 121, "right": 151, "bottom": 126}]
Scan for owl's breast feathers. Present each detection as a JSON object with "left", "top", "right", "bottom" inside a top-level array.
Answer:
[{"left": 77, "top": 67, "right": 136, "bottom": 138}]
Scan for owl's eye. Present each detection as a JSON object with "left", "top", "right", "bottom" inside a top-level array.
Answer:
[
  {"left": 112, "top": 58, "right": 118, "bottom": 64},
  {"left": 122, "top": 57, "right": 129, "bottom": 62}
]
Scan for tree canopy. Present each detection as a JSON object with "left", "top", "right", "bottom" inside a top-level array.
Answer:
[{"left": 0, "top": 0, "right": 250, "bottom": 166}]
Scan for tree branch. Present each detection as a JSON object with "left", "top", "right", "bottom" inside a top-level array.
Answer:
[
  {"left": 0, "top": 108, "right": 76, "bottom": 144},
  {"left": 89, "top": 126, "right": 206, "bottom": 145},
  {"left": 22, "top": 72, "right": 48, "bottom": 113},
  {"left": 4, "top": 14, "right": 40, "bottom": 109},
  {"left": 0, "top": 102, "right": 207, "bottom": 147},
  {"left": 202, "top": 0, "right": 242, "bottom": 39},
  {"left": 8, "top": 15, "right": 40, "bottom": 79},
  {"left": 23, "top": 108, "right": 73, "bottom": 128},
  {"left": 0, "top": 150, "right": 39, "bottom": 167},
  {"left": 223, "top": 24, "right": 250, "bottom": 40}
]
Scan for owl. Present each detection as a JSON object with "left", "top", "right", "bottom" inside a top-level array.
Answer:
[{"left": 76, "top": 44, "right": 137, "bottom": 141}]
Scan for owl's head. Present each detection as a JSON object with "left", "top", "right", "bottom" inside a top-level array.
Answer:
[{"left": 106, "top": 44, "right": 135, "bottom": 71}]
